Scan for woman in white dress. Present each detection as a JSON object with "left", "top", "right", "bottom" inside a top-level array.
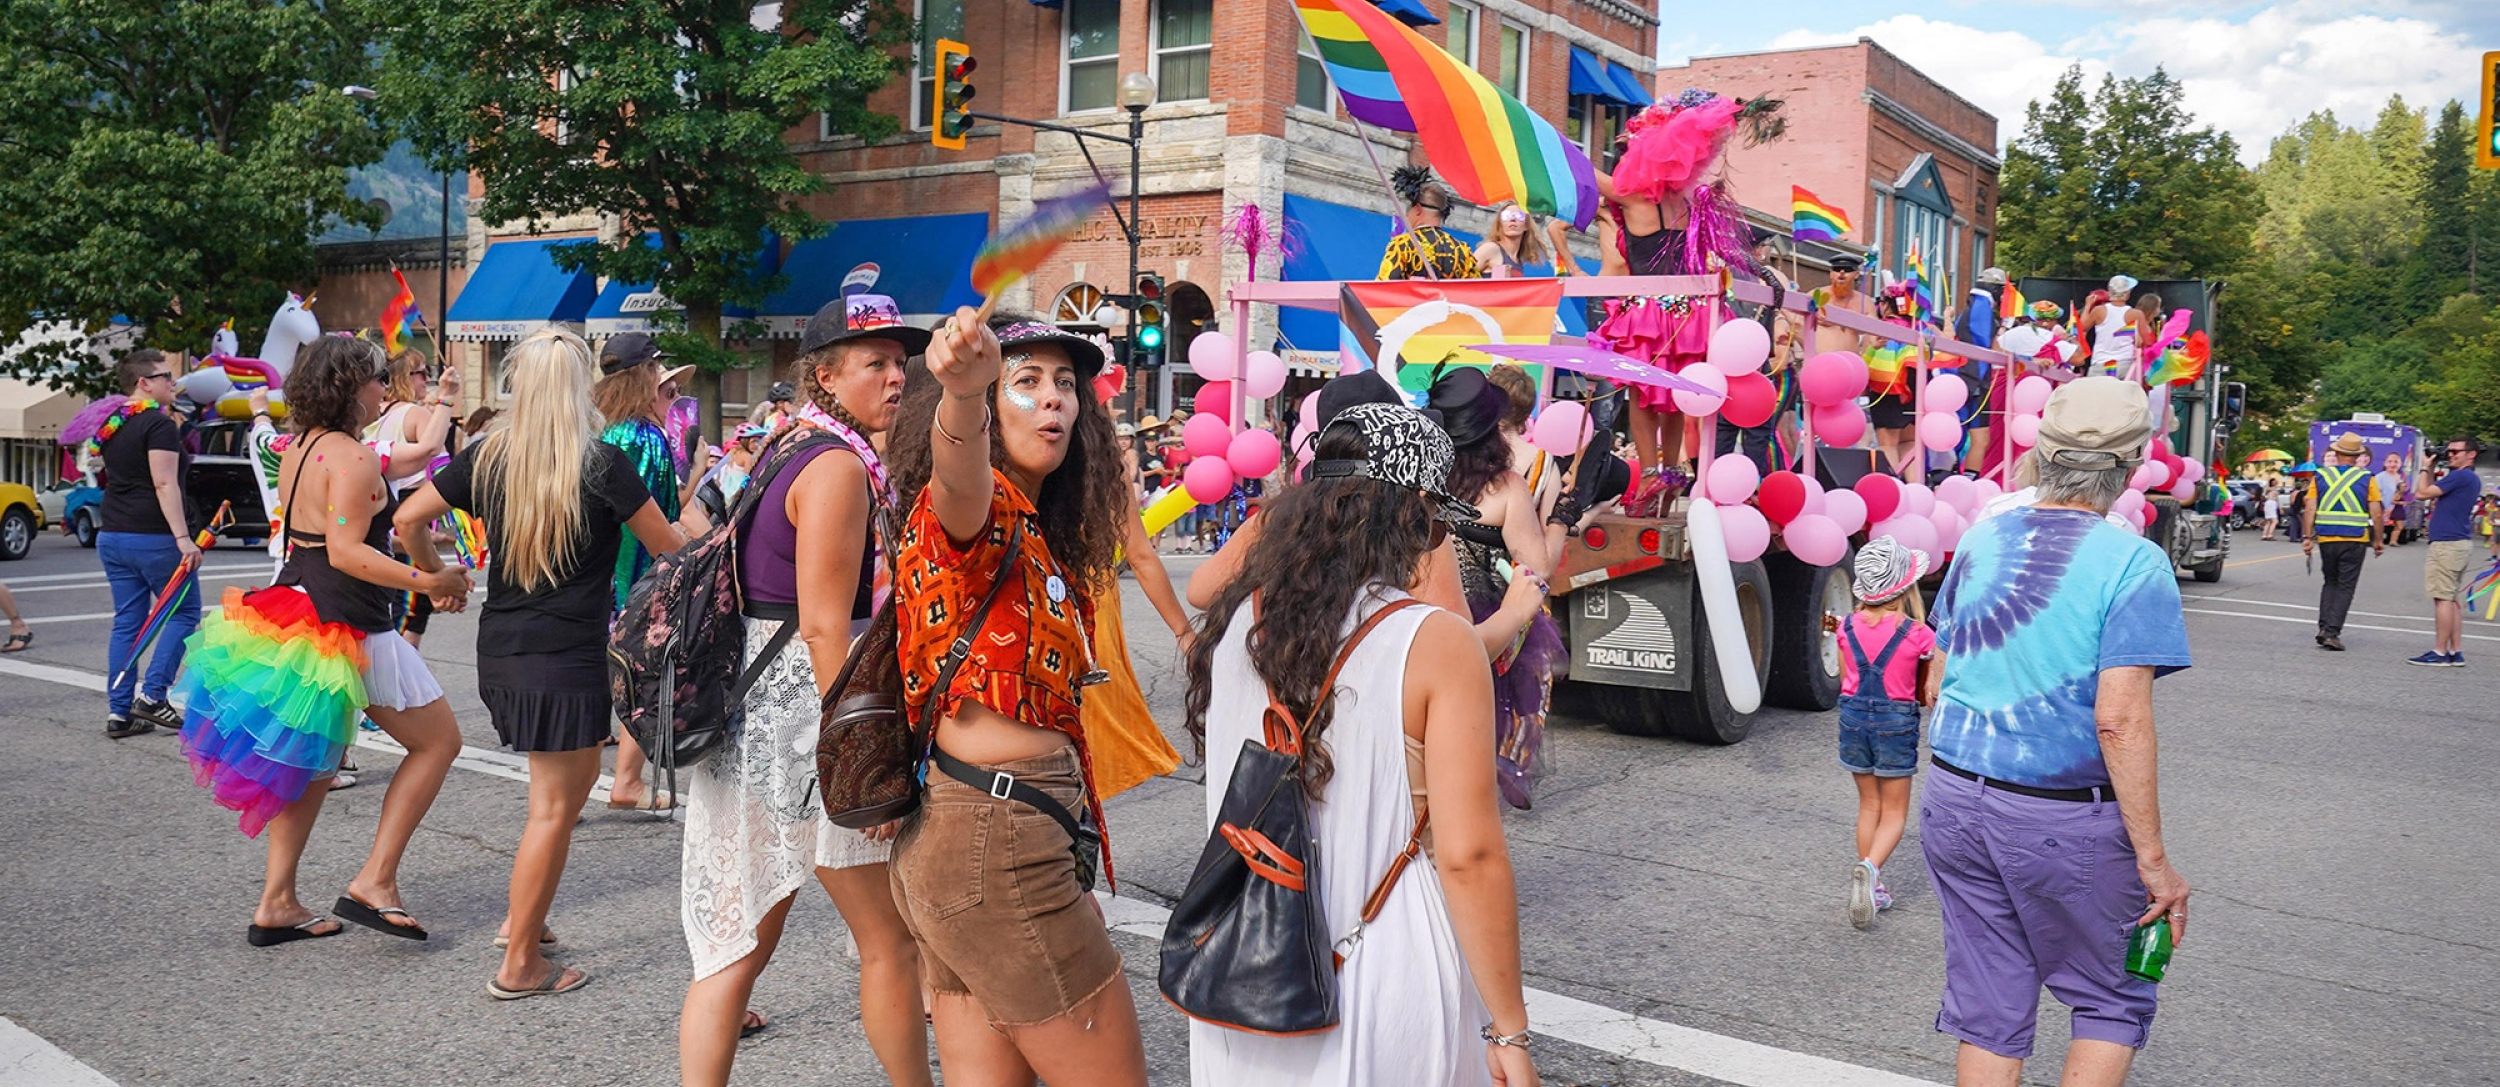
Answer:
[
  {"left": 675, "top": 297, "right": 932, "bottom": 1087},
  {"left": 1181, "top": 403, "right": 1541, "bottom": 1087}
]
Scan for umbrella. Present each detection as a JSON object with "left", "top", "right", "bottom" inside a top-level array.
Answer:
[
  {"left": 111, "top": 502, "right": 231, "bottom": 691},
  {"left": 2289, "top": 461, "right": 2320, "bottom": 475},
  {"left": 1460, "top": 342, "right": 1721, "bottom": 398},
  {"left": 2243, "top": 449, "right": 2294, "bottom": 463},
  {"left": 60, "top": 394, "right": 130, "bottom": 448}
]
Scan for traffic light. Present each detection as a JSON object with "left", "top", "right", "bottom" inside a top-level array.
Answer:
[
  {"left": 2480, "top": 51, "right": 2500, "bottom": 169},
  {"left": 933, "top": 39, "right": 976, "bottom": 151},
  {"left": 1132, "top": 272, "right": 1167, "bottom": 367}
]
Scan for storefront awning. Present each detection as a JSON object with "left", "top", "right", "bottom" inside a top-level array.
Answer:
[
  {"left": 582, "top": 234, "right": 769, "bottom": 339},
  {"left": 1372, "top": 0, "right": 1439, "bottom": 27},
  {"left": 759, "top": 214, "right": 989, "bottom": 338},
  {"left": 0, "top": 377, "right": 78, "bottom": 441},
  {"left": 1605, "top": 61, "right": 1655, "bottom": 108},
  {"left": 1275, "top": 193, "right": 1591, "bottom": 365},
  {"left": 444, "top": 238, "right": 599, "bottom": 342}
]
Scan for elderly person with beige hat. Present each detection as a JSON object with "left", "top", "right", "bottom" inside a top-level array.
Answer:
[
  {"left": 1921, "top": 376, "right": 2193, "bottom": 1087},
  {"left": 2304, "top": 431, "right": 2384, "bottom": 652}
]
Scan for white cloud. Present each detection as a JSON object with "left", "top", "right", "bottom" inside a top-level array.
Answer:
[{"left": 1764, "top": 4, "right": 2481, "bottom": 163}]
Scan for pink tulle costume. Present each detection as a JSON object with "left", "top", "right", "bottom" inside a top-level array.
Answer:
[{"left": 1587, "top": 93, "right": 1767, "bottom": 411}]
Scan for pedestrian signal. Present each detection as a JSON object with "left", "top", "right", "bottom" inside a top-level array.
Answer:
[{"left": 934, "top": 40, "right": 976, "bottom": 151}]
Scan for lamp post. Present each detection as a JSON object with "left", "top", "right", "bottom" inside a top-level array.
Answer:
[{"left": 1116, "top": 73, "right": 1154, "bottom": 426}]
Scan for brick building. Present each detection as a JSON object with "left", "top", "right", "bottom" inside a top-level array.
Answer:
[{"left": 1662, "top": 38, "right": 2000, "bottom": 295}]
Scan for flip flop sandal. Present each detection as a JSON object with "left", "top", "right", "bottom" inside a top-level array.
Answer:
[
  {"left": 2, "top": 630, "right": 32, "bottom": 652},
  {"left": 488, "top": 966, "right": 591, "bottom": 1001},
  {"left": 741, "top": 1011, "right": 769, "bottom": 1039},
  {"left": 334, "top": 894, "right": 429, "bottom": 941},
  {"left": 327, "top": 773, "right": 360, "bottom": 792},
  {"left": 607, "top": 789, "right": 676, "bottom": 812},
  {"left": 247, "top": 916, "right": 343, "bottom": 947},
  {"left": 492, "top": 926, "right": 559, "bottom": 949}
]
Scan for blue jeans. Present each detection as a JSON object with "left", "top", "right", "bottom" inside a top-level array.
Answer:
[
  {"left": 1837, "top": 693, "right": 1922, "bottom": 777},
  {"left": 99, "top": 531, "right": 201, "bottom": 715}
]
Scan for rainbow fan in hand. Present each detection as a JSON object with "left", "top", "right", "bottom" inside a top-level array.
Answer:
[{"left": 970, "top": 182, "right": 1112, "bottom": 303}]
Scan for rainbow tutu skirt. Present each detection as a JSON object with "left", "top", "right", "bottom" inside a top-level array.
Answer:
[{"left": 176, "top": 586, "right": 369, "bottom": 837}]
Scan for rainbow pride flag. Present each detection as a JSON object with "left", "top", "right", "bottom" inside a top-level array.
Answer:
[
  {"left": 1790, "top": 186, "right": 1851, "bottom": 242},
  {"left": 2145, "top": 330, "right": 2210, "bottom": 386},
  {"left": 1344, "top": 278, "right": 1565, "bottom": 394},
  {"left": 971, "top": 181, "right": 1110, "bottom": 299},
  {"left": 1294, "top": 0, "right": 1596, "bottom": 229},
  {"left": 1903, "top": 241, "right": 1935, "bottom": 324},
  {"left": 380, "top": 267, "right": 420, "bottom": 356}
]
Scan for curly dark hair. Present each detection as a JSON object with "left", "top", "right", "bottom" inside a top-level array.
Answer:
[
  {"left": 285, "top": 336, "right": 383, "bottom": 436},
  {"left": 884, "top": 314, "right": 1126, "bottom": 590},
  {"left": 1182, "top": 422, "right": 1437, "bottom": 795}
]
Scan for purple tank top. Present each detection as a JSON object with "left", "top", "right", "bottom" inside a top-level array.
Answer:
[{"left": 738, "top": 438, "right": 876, "bottom": 618}]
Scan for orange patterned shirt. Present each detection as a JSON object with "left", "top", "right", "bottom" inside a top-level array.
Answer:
[{"left": 897, "top": 469, "right": 1100, "bottom": 739}]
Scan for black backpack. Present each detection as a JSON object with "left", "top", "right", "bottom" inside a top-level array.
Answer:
[
  {"left": 1158, "top": 599, "right": 1429, "bottom": 1036},
  {"left": 608, "top": 428, "right": 840, "bottom": 799}
]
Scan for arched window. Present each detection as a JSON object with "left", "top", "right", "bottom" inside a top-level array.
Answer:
[{"left": 1052, "top": 282, "right": 1106, "bottom": 324}]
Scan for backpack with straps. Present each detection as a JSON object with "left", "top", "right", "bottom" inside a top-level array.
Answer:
[
  {"left": 608, "top": 427, "right": 840, "bottom": 800},
  {"left": 1159, "top": 598, "right": 1430, "bottom": 1036}
]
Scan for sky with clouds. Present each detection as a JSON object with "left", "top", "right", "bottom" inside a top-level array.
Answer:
[{"left": 1658, "top": 1, "right": 2496, "bottom": 162}]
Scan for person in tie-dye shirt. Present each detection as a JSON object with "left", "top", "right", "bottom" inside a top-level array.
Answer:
[{"left": 1919, "top": 377, "right": 2193, "bottom": 1085}]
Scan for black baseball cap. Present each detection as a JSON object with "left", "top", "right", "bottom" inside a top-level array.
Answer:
[{"left": 1828, "top": 254, "right": 1864, "bottom": 272}]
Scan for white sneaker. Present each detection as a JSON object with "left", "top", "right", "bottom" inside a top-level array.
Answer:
[{"left": 1848, "top": 860, "right": 1877, "bottom": 929}]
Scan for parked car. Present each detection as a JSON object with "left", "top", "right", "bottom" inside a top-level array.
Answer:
[
  {"left": 0, "top": 481, "right": 46, "bottom": 560},
  {"left": 35, "top": 478, "right": 102, "bottom": 547},
  {"left": 2226, "top": 480, "right": 2267, "bottom": 529}
]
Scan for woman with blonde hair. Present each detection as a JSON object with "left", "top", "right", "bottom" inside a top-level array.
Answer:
[
  {"left": 397, "top": 329, "right": 687, "bottom": 997},
  {"left": 1472, "top": 201, "right": 1553, "bottom": 279}
]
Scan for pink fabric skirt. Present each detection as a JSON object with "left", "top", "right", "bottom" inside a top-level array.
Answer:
[{"left": 1594, "top": 297, "right": 1721, "bottom": 410}]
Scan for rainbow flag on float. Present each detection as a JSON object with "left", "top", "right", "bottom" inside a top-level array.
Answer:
[
  {"left": 1790, "top": 186, "right": 1851, "bottom": 242},
  {"left": 1293, "top": 0, "right": 1596, "bottom": 229},
  {"left": 1903, "top": 241, "right": 1935, "bottom": 324},
  {"left": 1337, "top": 279, "right": 1565, "bottom": 395}
]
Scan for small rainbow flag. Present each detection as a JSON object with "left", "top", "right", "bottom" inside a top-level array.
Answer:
[
  {"left": 2467, "top": 556, "right": 2500, "bottom": 620},
  {"left": 1293, "top": 0, "right": 1596, "bottom": 229},
  {"left": 1790, "top": 186, "right": 1851, "bottom": 242},
  {"left": 2145, "top": 330, "right": 2210, "bottom": 386},
  {"left": 970, "top": 181, "right": 1111, "bottom": 301},
  {"left": 380, "top": 267, "right": 420, "bottom": 356},
  {"left": 1903, "top": 241, "right": 1935, "bottom": 324},
  {"left": 2002, "top": 281, "right": 2028, "bottom": 322}
]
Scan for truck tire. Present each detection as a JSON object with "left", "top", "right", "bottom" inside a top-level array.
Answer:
[
  {"left": 1590, "top": 683, "right": 1679, "bottom": 738},
  {"left": 1659, "top": 559, "right": 1774, "bottom": 745},
  {"left": 1763, "top": 548, "right": 1854, "bottom": 711}
]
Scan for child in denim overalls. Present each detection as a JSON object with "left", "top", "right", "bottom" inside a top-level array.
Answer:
[{"left": 1838, "top": 536, "right": 1935, "bottom": 929}]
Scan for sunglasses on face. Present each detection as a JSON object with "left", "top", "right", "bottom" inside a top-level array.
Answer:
[
  {"left": 143, "top": 372, "right": 173, "bottom": 382},
  {"left": 2448, "top": 447, "right": 2473, "bottom": 456}
]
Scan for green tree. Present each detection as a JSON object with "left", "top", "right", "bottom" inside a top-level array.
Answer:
[
  {"left": 371, "top": 0, "right": 912, "bottom": 420},
  {"left": 2406, "top": 294, "right": 2500, "bottom": 445},
  {"left": 0, "top": 0, "right": 387, "bottom": 394},
  {"left": 2410, "top": 101, "right": 2478, "bottom": 307},
  {"left": 2000, "top": 67, "right": 2256, "bottom": 279}
]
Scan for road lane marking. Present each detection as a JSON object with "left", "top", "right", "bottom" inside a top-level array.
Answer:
[
  {"left": 0, "top": 562, "right": 266, "bottom": 585},
  {"left": 6, "top": 654, "right": 1947, "bottom": 1087},
  {"left": 2181, "top": 594, "right": 2498, "bottom": 628},
  {"left": 21, "top": 607, "right": 226, "bottom": 627},
  {"left": 8, "top": 570, "right": 267, "bottom": 596},
  {"left": 2223, "top": 552, "right": 2303, "bottom": 568},
  {"left": 0, "top": 1017, "right": 119, "bottom": 1087},
  {"left": 2182, "top": 607, "right": 2500, "bottom": 643}
]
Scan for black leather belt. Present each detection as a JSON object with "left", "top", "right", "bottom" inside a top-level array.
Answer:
[
  {"left": 930, "top": 746, "right": 1087, "bottom": 845},
  {"left": 1934, "top": 757, "right": 2114, "bottom": 804}
]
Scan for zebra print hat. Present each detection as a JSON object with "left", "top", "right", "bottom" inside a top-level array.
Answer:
[{"left": 1853, "top": 535, "right": 1928, "bottom": 605}]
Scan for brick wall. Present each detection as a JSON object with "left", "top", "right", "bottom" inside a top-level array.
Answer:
[
  {"left": 1667, "top": 45, "right": 1876, "bottom": 243},
  {"left": 1863, "top": 42, "right": 1997, "bottom": 155}
]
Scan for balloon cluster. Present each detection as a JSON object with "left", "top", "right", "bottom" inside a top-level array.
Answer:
[{"left": 1174, "top": 330, "right": 1289, "bottom": 503}]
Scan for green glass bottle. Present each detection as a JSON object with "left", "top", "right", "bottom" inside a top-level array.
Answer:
[{"left": 2125, "top": 917, "right": 2174, "bottom": 983}]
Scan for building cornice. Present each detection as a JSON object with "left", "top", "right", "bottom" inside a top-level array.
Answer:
[
  {"left": 1472, "top": 0, "right": 1657, "bottom": 70},
  {"left": 1862, "top": 88, "right": 2001, "bottom": 173}
]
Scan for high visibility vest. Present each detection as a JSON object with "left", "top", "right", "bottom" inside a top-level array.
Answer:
[{"left": 2313, "top": 465, "right": 2373, "bottom": 537}]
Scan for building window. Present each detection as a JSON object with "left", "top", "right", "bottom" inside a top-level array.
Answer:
[
  {"left": 912, "top": 0, "right": 965, "bottom": 131},
  {"left": 1444, "top": 1, "right": 1478, "bottom": 68},
  {"left": 1062, "top": 0, "right": 1120, "bottom": 114},
  {"left": 1052, "top": 282, "right": 1108, "bottom": 324},
  {"left": 1568, "top": 96, "right": 1624, "bottom": 159},
  {"left": 1295, "top": 25, "right": 1329, "bottom": 112},
  {"left": 1495, "top": 21, "right": 1527, "bottom": 99},
  {"left": 1154, "top": 0, "right": 1213, "bottom": 103}
]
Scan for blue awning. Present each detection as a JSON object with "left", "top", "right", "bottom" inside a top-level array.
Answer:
[
  {"left": 1374, "top": 0, "right": 1439, "bottom": 27},
  {"left": 444, "top": 238, "right": 599, "bottom": 341},
  {"left": 760, "top": 213, "right": 989, "bottom": 337},
  {"left": 582, "top": 234, "right": 767, "bottom": 338},
  {"left": 1568, "top": 48, "right": 1618, "bottom": 101},
  {"left": 1606, "top": 61, "right": 1655, "bottom": 108},
  {"left": 1276, "top": 194, "right": 1592, "bottom": 357}
]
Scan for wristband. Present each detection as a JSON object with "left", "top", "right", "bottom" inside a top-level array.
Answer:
[{"left": 1480, "top": 1025, "right": 1531, "bottom": 1048}]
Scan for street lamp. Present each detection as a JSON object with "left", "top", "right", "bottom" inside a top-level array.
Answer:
[
  {"left": 342, "top": 85, "right": 452, "bottom": 371},
  {"left": 1117, "top": 73, "right": 1154, "bottom": 425}
]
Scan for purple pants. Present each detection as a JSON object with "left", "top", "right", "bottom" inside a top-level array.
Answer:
[{"left": 1919, "top": 767, "right": 2158, "bottom": 1059}]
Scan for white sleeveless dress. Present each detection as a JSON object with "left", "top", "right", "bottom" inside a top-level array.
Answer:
[{"left": 1190, "top": 588, "right": 1491, "bottom": 1087}]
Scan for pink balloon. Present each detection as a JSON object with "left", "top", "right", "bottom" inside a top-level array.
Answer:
[
  {"left": 1973, "top": 478, "right": 2003, "bottom": 504},
  {"left": 1194, "top": 381, "right": 1233, "bottom": 424},
  {"left": 1182, "top": 456, "right": 1236, "bottom": 504},
  {"left": 1929, "top": 506, "right": 1961, "bottom": 551},
  {"left": 1854, "top": 473, "right": 1902, "bottom": 523},
  {"left": 2009, "top": 414, "right": 2041, "bottom": 447},
  {"left": 1822, "top": 489, "right": 1868, "bottom": 536},
  {"left": 1289, "top": 422, "right": 1314, "bottom": 457},
  {"left": 1935, "top": 474, "right": 1977, "bottom": 513},
  {"left": 1188, "top": 331, "right": 1239, "bottom": 381},
  {"left": 1801, "top": 351, "right": 1870, "bottom": 405},
  {"left": 1810, "top": 401, "right": 1866, "bottom": 447},
  {"left": 1925, "top": 373, "right": 1970, "bottom": 414},
  {"left": 1705, "top": 454, "right": 1761, "bottom": 504},
  {"left": 1899, "top": 484, "right": 1936, "bottom": 519},
  {"left": 1533, "top": 400, "right": 1591, "bottom": 454},
  {"left": 1707, "top": 318, "right": 1771, "bottom": 376},
  {"left": 1298, "top": 390, "right": 1321, "bottom": 434},
  {"left": 1671, "top": 365, "right": 1728, "bottom": 416},
  {"left": 2131, "top": 462, "right": 2169, "bottom": 491},
  {"left": 1718, "top": 502, "right": 1772, "bottom": 564},
  {"left": 1226, "top": 428, "right": 1282, "bottom": 479},
  {"left": 1782, "top": 513, "right": 1847, "bottom": 566},
  {"left": 1917, "top": 411, "right": 1963, "bottom": 452},
  {"left": 2111, "top": 489, "right": 2147, "bottom": 523},
  {"left": 1182, "top": 413, "right": 1232, "bottom": 459},
  {"left": 2169, "top": 477, "right": 2198, "bottom": 502},
  {"left": 2179, "top": 458, "right": 2205, "bottom": 484},
  {"left": 1937, "top": 509, "right": 1967, "bottom": 553},
  {"left": 1879, "top": 515, "right": 1937, "bottom": 566},
  {"left": 2011, "top": 376, "right": 2053, "bottom": 415},
  {"left": 1800, "top": 476, "right": 1827, "bottom": 516},
  {"left": 2150, "top": 437, "right": 2172, "bottom": 462},
  {"left": 1242, "top": 350, "right": 1288, "bottom": 399}
]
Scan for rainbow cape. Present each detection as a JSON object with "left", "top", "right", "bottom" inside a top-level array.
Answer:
[
  {"left": 1791, "top": 186, "right": 1851, "bottom": 242},
  {"left": 971, "top": 181, "right": 1110, "bottom": 299},
  {"left": 1294, "top": 0, "right": 1596, "bottom": 229}
]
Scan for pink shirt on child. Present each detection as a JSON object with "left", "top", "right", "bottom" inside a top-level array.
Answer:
[{"left": 1837, "top": 612, "right": 1935, "bottom": 702}]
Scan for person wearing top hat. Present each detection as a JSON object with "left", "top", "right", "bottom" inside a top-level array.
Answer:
[
  {"left": 594, "top": 330, "right": 708, "bottom": 811},
  {"left": 2304, "top": 432, "right": 2383, "bottom": 651}
]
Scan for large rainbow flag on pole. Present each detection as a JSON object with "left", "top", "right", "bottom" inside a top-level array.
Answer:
[
  {"left": 1790, "top": 186, "right": 1851, "bottom": 242},
  {"left": 1294, "top": 0, "right": 1597, "bottom": 229}
]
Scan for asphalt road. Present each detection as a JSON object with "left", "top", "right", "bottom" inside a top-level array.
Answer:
[{"left": 1, "top": 526, "right": 2494, "bottom": 1086}]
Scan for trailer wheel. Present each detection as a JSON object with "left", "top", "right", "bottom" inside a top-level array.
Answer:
[
  {"left": 1659, "top": 559, "right": 1774, "bottom": 745},
  {"left": 2190, "top": 557, "right": 2223, "bottom": 582},
  {"left": 1764, "top": 549, "right": 1853, "bottom": 711}
]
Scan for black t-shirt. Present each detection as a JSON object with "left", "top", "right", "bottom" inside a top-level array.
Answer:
[
  {"left": 432, "top": 440, "right": 653, "bottom": 657},
  {"left": 99, "top": 409, "right": 189, "bottom": 535}
]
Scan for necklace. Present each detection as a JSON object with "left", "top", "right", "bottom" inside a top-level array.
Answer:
[{"left": 82, "top": 397, "right": 162, "bottom": 465}]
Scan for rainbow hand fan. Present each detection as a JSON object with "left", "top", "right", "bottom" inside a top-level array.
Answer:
[
  {"left": 970, "top": 182, "right": 1112, "bottom": 316},
  {"left": 113, "top": 501, "right": 232, "bottom": 690}
]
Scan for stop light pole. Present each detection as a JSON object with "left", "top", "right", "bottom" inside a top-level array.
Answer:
[{"left": 931, "top": 42, "right": 1155, "bottom": 445}]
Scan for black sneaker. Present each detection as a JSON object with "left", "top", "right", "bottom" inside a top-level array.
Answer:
[
  {"left": 131, "top": 696, "right": 182, "bottom": 732},
  {"left": 104, "top": 714, "right": 154, "bottom": 739}
]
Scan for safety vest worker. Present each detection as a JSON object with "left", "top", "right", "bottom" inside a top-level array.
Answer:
[{"left": 2311, "top": 463, "right": 2377, "bottom": 540}]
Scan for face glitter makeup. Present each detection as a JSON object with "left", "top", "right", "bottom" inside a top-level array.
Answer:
[{"left": 1002, "top": 388, "right": 1039, "bottom": 412}]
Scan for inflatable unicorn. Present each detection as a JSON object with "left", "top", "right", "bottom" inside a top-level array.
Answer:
[{"left": 178, "top": 293, "right": 321, "bottom": 418}]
